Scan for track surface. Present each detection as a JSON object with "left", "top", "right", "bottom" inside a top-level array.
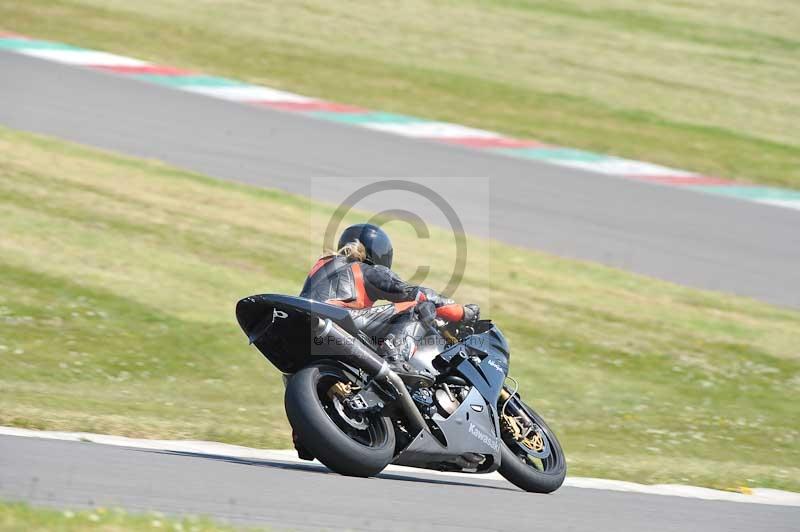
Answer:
[
  {"left": 2, "top": 51, "right": 800, "bottom": 307},
  {"left": 2, "top": 436, "right": 797, "bottom": 532}
]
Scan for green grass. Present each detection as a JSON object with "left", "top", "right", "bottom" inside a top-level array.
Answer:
[
  {"left": 1, "top": 126, "right": 799, "bottom": 492},
  {"left": 0, "top": 501, "right": 250, "bottom": 531},
  {"left": 2, "top": 0, "right": 800, "bottom": 189}
]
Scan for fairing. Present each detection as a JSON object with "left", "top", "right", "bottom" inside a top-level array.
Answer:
[{"left": 235, "top": 294, "right": 360, "bottom": 373}]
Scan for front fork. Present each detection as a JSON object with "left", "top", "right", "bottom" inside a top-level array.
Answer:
[{"left": 498, "top": 387, "right": 546, "bottom": 454}]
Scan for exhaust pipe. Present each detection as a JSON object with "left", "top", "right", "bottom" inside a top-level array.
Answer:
[{"left": 314, "top": 318, "right": 427, "bottom": 435}]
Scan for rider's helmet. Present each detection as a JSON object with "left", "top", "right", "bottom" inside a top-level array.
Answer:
[{"left": 337, "top": 223, "right": 393, "bottom": 268}]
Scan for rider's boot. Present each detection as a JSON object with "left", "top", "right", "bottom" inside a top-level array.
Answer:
[{"left": 381, "top": 320, "right": 435, "bottom": 387}]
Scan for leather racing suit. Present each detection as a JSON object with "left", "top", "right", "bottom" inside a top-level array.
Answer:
[{"left": 299, "top": 254, "right": 471, "bottom": 358}]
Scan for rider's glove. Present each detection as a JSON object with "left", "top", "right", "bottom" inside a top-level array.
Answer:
[{"left": 462, "top": 303, "right": 480, "bottom": 323}]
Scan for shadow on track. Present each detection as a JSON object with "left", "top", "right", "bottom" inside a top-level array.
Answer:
[{"left": 136, "top": 449, "right": 517, "bottom": 492}]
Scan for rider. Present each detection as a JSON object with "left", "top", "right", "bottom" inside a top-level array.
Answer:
[{"left": 300, "top": 223, "right": 479, "bottom": 369}]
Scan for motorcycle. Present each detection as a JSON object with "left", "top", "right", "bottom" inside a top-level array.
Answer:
[{"left": 235, "top": 293, "right": 566, "bottom": 493}]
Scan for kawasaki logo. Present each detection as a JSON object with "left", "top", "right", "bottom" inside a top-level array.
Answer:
[{"left": 468, "top": 423, "right": 499, "bottom": 451}]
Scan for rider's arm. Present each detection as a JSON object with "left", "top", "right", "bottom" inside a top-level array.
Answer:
[
  {"left": 417, "top": 288, "right": 479, "bottom": 323},
  {"left": 361, "top": 264, "right": 423, "bottom": 303},
  {"left": 362, "top": 265, "right": 478, "bottom": 322}
]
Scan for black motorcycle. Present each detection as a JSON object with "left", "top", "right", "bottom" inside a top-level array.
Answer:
[{"left": 236, "top": 294, "right": 566, "bottom": 493}]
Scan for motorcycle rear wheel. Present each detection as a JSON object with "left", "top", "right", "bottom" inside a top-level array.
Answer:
[
  {"left": 498, "top": 396, "right": 566, "bottom": 493},
  {"left": 284, "top": 364, "right": 395, "bottom": 477}
]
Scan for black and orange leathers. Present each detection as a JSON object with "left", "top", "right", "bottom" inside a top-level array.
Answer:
[{"left": 299, "top": 255, "right": 466, "bottom": 321}]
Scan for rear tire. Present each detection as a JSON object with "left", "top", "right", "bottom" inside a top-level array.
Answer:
[
  {"left": 284, "top": 364, "right": 395, "bottom": 477},
  {"left": 498, "top": 398, "right": 566, "bottom": 493}
]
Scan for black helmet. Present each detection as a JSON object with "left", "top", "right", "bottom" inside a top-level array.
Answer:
[{"left": 337, "top": 223, "right": 393, "bottom": 268}]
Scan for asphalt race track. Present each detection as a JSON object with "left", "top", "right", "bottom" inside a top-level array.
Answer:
[
  {"left": 1, "top": 51, "right": 800, "bottom": 308},
  {"left": 2, "top": 436, "right": 798, "bottom": 532}
]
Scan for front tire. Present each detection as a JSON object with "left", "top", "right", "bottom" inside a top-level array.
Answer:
[
  {"left": 284, "top": 364, "right": 395, "bottom": 477},
  {"left": 498, "top": 397, "right": 566, "bottom": 493}
]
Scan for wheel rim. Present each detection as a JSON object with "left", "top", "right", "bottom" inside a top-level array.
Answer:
[
  {"left": 315, "top": 372, "right": 389, "bottom": 449},
  {"left": 500, "top": 398, "right": 565, "bottom": 476}
]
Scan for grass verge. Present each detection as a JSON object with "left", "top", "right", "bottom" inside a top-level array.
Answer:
[
  {"left": 0, "top": 501, "right": 249, "bottom": 531},
  {"left": 0, "top": 126, "right": 799, "bottom": 491},
  {"left": 1, "top": 0, "right": 800, "bottom": 189}
]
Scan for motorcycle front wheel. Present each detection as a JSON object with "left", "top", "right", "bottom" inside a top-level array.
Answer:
[
  {"left": 498, "top": 394, "right": 566, "bottom": 493},
  {"left": 284, "top": 363, "right": 395, "bottom": 477}
]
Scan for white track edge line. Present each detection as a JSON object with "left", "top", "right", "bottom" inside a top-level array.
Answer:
[{"left": 2, "top": 427, "right": 798, "bottom": 506}]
